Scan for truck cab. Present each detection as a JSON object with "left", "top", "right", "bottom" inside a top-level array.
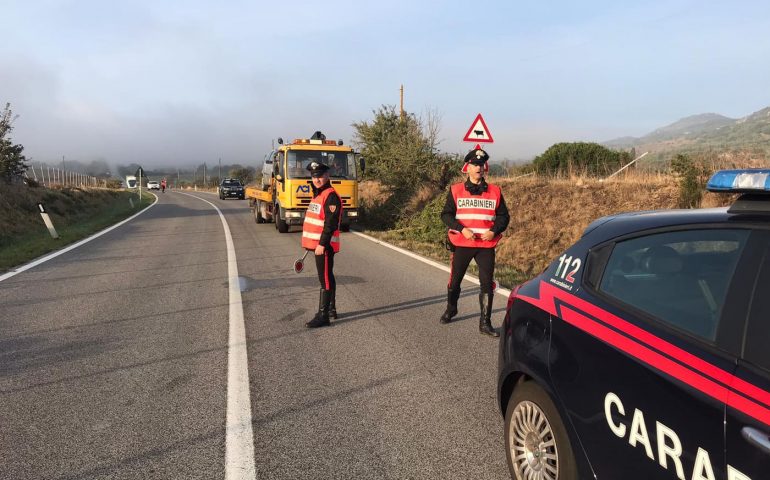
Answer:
[{"left": 247, "top": 132, "right": 364, "bottom": 233}]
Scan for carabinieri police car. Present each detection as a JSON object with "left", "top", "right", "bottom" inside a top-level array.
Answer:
[{"left": 498, "top": 169, "right": 770, "bottom": 480}]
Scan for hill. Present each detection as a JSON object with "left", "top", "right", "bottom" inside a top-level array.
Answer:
[{"left": 604, "top": 107, "right": 770, "bottom": 162}]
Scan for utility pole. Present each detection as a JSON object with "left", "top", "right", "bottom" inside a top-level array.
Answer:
[
  {"left": 62, "top": 155, "right": 66, "bottom": 186},
  {"left": 400, "top": 84, "right": 405, "bottom": 121},
  {"left": 219, "top": 158, "right": 221, "bottom": 183},
  {"left": 204, "top": 162, "right": 207, "bottom": 187}
]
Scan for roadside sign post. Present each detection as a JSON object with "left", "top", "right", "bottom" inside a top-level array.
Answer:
[
  {"left": 463, "top": 113, "right": 494, "bottom": 144},
  {"left": 136, "top": 166, "right": 144, "bottom": 205},
  {"left": 37, "top": 203, "right": 59, "bottom": 239},
  {"left": 462, "top": 113, "right": 495, "bottom": 173}
]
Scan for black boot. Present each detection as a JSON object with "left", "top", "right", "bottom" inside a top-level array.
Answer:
[
  {"left": 329, "top": 288, "right": 337, "bottom": 319},
  {"left": 479, "top": 292, "right": 499, "bottom": 338},
  {"left": 439, "top": 288, "right": 461, "bottom": 324},
  {"left": 306, "top": 289, "right": 331, "bottom": 328}
]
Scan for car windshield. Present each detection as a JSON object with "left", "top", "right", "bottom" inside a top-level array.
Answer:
[
  {"left": 286, "top": 150, "right": 356, "bottom": 179},
  {"left": 222, "top": 180, "right": 241, "bottom": 186}
]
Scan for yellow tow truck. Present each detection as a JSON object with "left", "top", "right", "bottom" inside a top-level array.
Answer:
[{"left": 246, "top": 131, "right": 365, "bottom": 233}]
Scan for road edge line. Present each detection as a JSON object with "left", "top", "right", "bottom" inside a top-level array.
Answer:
[
  {"left": 180, "top": 193, "right": 256, "bottom": 480},
  {"left": 350, "top": 230, "right": 512, "bottom": 298},
  {"left": 0, "top": 193, "right": 159, "bottom": 283}
]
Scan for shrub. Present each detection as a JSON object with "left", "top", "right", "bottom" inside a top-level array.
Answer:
[
  {"left": 670, "top": 154, "right": 710, "bottom": 208},
  {"left": 533, "top": 142, "right": 631, "bottom": 177}
]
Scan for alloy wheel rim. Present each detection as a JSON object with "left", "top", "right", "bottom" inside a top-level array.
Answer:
[{"left": 510, "top": 400, "right": 559, "bottom": 480}]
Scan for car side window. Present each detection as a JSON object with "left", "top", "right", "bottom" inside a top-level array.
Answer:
[
  {"left": 744, "top": 246, "right": 770, "bottom": 372},
  {"left": 597, "top": 229, "right": 749, "bottom": 342}
]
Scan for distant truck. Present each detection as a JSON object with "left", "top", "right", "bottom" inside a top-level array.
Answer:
[{"left": 246, "top": 131, "right": 364, "bottom": 233}]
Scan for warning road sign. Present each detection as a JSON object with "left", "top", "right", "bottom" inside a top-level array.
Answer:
[{"left": 463, "top": 113, "right": 493, "bottom": 143}]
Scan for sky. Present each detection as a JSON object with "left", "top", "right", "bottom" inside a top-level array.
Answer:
[{"left": 2, "top": 0, "right": 770, "bottom": 169}]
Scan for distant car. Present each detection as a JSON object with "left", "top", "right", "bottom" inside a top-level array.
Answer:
[
  {"left": 147, "top": 181, "right": 160, "bottom": 190},
  {"left": 219, "top": 178, "right": 245, "bottom": 200},
  {"left": 497, "top": 169, "right": 770, "bottom": 480}
]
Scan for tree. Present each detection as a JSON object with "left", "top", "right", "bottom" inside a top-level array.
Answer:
[
  {"left": 352, "top": 105, "right": 460, "bottom": 191},
  {"left": 532, "top": 142, "right": 631, "bottom": 177},
  {"left": 0, "top": 103, "right": 29, "bottom": 183},
  {"left": 229, "top": 166, "right": 256, "bottom": 184}
]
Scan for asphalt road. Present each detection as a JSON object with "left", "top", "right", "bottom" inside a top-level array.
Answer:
[{"left": 0, "top": 190, "right": 510, "bottom": 479}]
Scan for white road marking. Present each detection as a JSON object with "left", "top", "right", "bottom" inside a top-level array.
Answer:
[
  {"left": 0, "top": 193, "right": 158, "bottom": 283},
  {"left": 181, "top": 193, "right": 256, "bottom": 480},
  {"left": 350, "top": 231, "right": 512, "bottom": 298}
]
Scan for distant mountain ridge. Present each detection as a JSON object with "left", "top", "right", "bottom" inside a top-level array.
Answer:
[{"left": 604, "top": 107, "right": 770, "bottom": 156}]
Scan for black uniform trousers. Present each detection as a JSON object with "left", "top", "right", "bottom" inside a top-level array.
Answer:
[
  {"left": 448, "top": 247, "right": 495, "bottom": 294},
  {"left": 315, "top": 250, "right": 335, "bottom": 291}
]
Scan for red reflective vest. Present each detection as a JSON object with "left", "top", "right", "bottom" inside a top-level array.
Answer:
[
  {"left": 301, "top": 187, "right": 341, "bottom": 252},
  {"left": 447, "top": 182, "right": 502, "bottom": 248}
]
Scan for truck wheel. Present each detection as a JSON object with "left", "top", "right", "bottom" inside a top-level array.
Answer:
[
  {"left": 276, "top": 206, "right": 289, "bottom": 233},
  {"left": 254, "top": 202, "right": 264, "bottom": 224},
  {"left": 505, "top": 381, "right": 578, "bottom": 480}
]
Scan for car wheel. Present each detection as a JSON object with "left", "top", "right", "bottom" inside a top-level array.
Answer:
[
  {"left": 340, "top": 224, "right": 351, "bottom": 232},
  {"left": 505, "top": 381, "right": 578, "bottom": 480}
]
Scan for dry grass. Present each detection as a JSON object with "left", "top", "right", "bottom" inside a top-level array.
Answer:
[
  {"left": 360, "top": 169, "right": 738, "bottom": 288},
  {"left": 493, "top": 175, "right": 680, "bottom": 278}
]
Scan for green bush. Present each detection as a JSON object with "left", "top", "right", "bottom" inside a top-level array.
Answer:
[
  {"left": 398, "top": 192, "right": 446, "bottom": 243},
  {"left": 533, "top": 142, "right": 631, "bottom": 176},
  {"left": 670, "top": 153, "right": 710, "bottom": 208}
]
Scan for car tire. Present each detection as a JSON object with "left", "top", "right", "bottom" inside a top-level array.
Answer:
[
  {"left": 340, "top": 224, "right": 351, "bottom": 232},
  {"left": 505, "top": 381, "right": 578, "bottom": 480}
]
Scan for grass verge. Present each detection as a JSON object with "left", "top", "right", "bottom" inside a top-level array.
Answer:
[{"left": 0, "top": 187, "right": 155, "bottom": 272}]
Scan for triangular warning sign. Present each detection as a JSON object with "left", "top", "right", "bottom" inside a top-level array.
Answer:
[{"left": 463, "top": 113, "right": 494, "bottom": 143}]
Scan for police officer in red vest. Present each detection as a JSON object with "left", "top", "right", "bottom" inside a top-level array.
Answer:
[
  {"left": 440, "top": 148, "right": 510, "bottom": 337},
  {"left": 302, "top": 161, "right": 343, "bottom": 328}
]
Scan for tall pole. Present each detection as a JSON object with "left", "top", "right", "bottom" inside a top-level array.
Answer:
[
  {"left": 219, "top": 158, "right": 221, "bottom": 183},
  {"left": 400, "top": 84, "right": 405, "bottom": 121},
  {"left": 62, "top": 156, "right": 66, "bottom": 186}
]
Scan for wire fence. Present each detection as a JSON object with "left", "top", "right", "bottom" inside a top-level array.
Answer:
[{"left": 23, "top": 162, "right": 109, "bottom": 188}]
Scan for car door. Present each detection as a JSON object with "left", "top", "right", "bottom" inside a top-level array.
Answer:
[
  {"left": 726, "top": 230, "right": 770, "bottom": 479},
  {"left": 547, "top": 227, "right": 756, "bottom": 479}
]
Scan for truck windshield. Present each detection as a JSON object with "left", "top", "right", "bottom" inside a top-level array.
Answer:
[{"left": 286, "top": 150, "right": 356, "bottom": 179}]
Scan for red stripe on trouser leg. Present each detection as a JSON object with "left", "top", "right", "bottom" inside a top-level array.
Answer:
[
  {"left": 324, "top": 251, "right": 330, "bottom": 290},
  {"left": 448, "top": 253, "right": 454, "bottom": 288}
]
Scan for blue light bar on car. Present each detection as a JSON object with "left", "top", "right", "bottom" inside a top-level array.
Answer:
[{"left": 706, "top": 169, "right": 770, "bottom": 193}]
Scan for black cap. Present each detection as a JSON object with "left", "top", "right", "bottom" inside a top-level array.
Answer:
[
  {"left": 307, "top": 161, "right": 330, "bottom": 178},
  {"left": 464, "top": 148, "right": 489, "bottom": 165}
]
